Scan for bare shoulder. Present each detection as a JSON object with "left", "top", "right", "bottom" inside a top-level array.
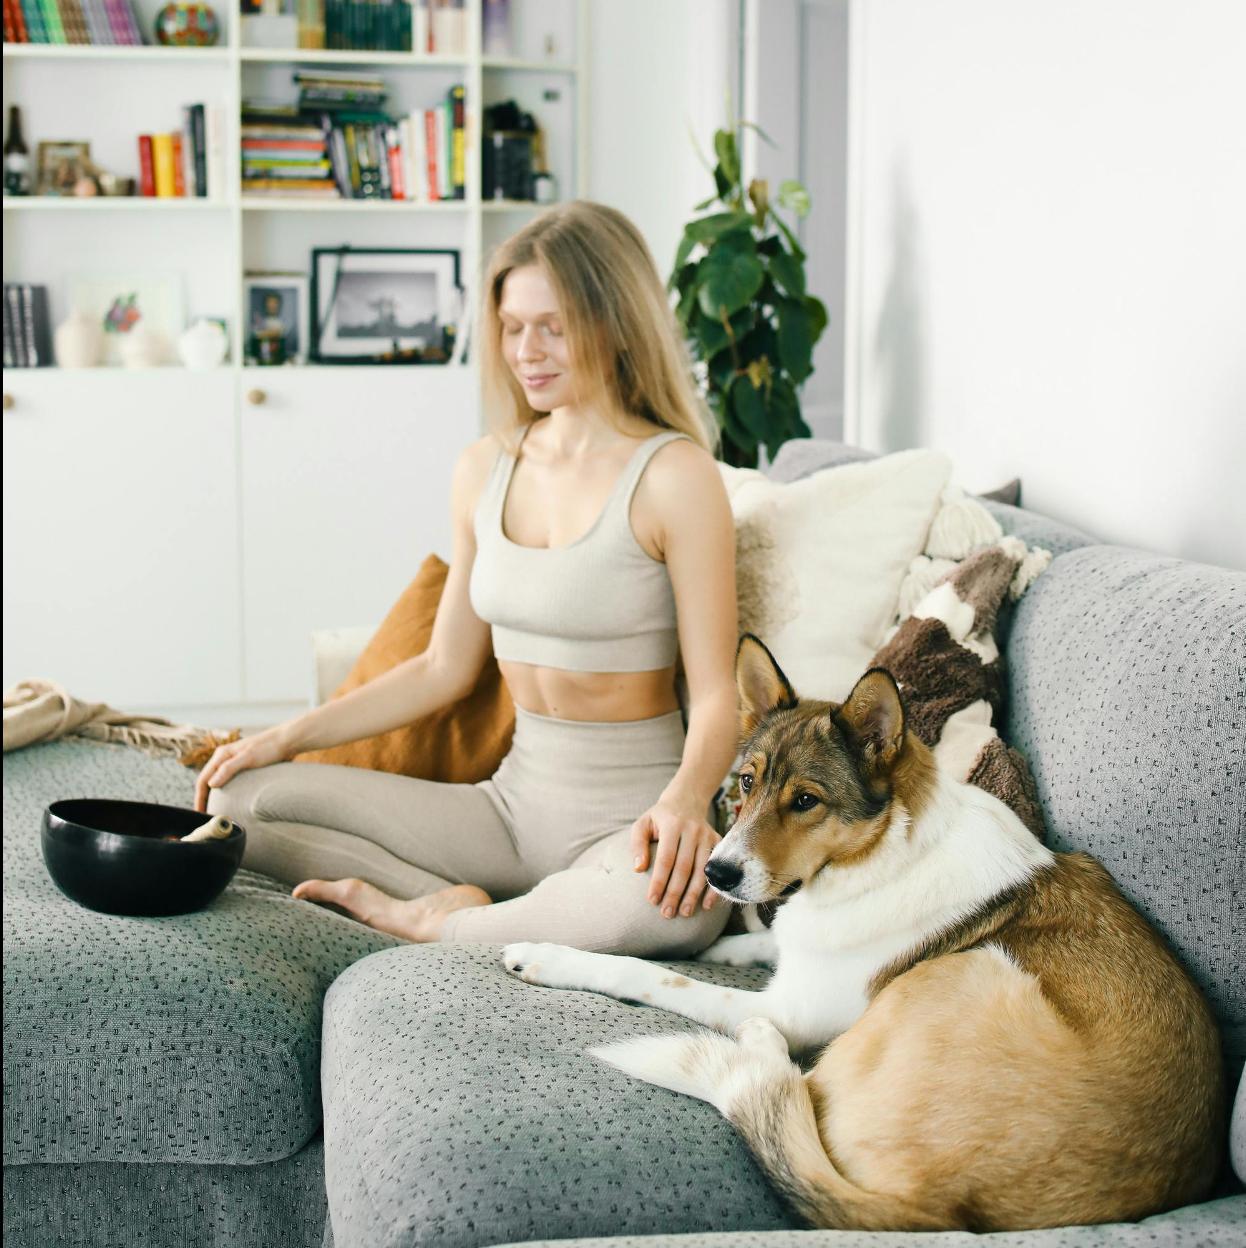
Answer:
[
  {"left": 451, "top": 434, "right": 504, "bottom": 527},
  {"left": 641, "top": 436, "right": 728, "bottom": 514}
]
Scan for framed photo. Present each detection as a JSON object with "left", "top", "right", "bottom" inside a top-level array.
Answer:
[
  {"left": 69, "top": 273, "right": 184, "bottom": 366},
  {"left": 36, "top": 141, "right": 92, "bottom": 196},
  {"left": 243, "top": 273, "right": 309, "bottom": 365},
  {"left": 311, "top": 247, "right": 461, "bottom": 364}
]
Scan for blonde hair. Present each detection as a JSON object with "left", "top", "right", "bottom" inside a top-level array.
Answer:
[{"left": 479, "top": 200, "right": 716, "bottom": 454}]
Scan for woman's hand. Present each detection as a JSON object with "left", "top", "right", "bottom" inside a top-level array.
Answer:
[
  {"left": 629, "top": 800, "right": 721, "bottom": 919},
  {"left": 194, "top": 726, "right": 294, "bottom": 812}
]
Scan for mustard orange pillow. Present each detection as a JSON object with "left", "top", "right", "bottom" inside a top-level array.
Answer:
[{"left": 295, "top": 554, "right": 515, "bottom": 783}]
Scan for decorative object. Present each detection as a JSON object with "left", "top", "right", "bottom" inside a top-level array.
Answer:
[
  {"left": 671, "top": 121, "right": 828, "bottom": 467},
  {"left": 35, "top": 141, "right": 91, "bottom": 196},
  {"left": 53, "top": 309, "right": 105, "bottom": 368},
  {"left": 73, "top": 175, "right": 99, "bottom": 197},
  {"left": 154, "top": 1, "right": 220, "bottom": 46},
  {"left": 296, "top": 554, "right": 515, "bottom": 782},
  {"left": 482, "top": 0, "right": 511, "bottom": 56},
  {"left": 4, "top": 104, "right": 31, "bottom": 197},
  {"left": 243, "top": 273, "right": 308, "bottom": 365},
  {"left": 119, "top": 323, "right": 168, "bottom": 368},
  {"left": 70, "top": 274, "right": 184, "bottom": 366},
  {"left": 177, "top": 318, "right": 229, "bottom": 370},
  {"left": 482, "top": 101, "right": 537, "bottom": 200},
  {"left": 311, "top": 247, "right": 460, "bottom": 363},
  {"left": 97, "top": 173, "right": 137, "bottom": 197}
]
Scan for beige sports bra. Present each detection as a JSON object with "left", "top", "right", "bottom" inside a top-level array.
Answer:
[{"left": 469, "top": 425, "right": 689, "bottom": 673}]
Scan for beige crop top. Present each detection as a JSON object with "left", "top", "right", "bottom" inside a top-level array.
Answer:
[{"left": 469, "top": 426, "right": 689, "bottom": 673}]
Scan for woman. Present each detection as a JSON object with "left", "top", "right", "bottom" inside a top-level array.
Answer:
[{"left": 197, "top": 201, "right": 738, "bottom": 957}]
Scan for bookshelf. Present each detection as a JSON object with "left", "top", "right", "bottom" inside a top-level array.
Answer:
[{"left": 1, "top": 0, "right": 590, "bottom": 717}]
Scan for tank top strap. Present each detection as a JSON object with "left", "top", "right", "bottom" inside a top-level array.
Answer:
[{"left": 615, "top": 430, "right": 690, "bottom": 518}]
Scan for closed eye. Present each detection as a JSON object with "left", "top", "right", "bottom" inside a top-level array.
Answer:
[{"left": 792, "top": 793, "right": 819, "bottom": 812}]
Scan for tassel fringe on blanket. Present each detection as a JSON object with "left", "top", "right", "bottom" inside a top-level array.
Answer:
[{"left": 3, "top": 679, "right": 239, "bottom": 769}]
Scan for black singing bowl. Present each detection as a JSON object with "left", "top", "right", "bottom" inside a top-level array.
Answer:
[{"left": 42, "top": 799, "right": 246, "bottom": 917}]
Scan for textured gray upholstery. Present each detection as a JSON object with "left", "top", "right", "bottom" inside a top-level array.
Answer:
[
  {"left": 322, "top": 945, "right": 792, "bottom": 1248},
  {"left": 1004, "top": 546, "right": 1246, "bottom": 1065},
  {"left": 2, "top": 740, "right": 398, "bottom": 1167}
]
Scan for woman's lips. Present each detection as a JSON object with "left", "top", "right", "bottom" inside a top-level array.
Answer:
[{"left": 521, "top": 374, "right": 558, "bottom": 389}]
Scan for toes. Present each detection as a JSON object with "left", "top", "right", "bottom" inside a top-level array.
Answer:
[
  {"left": 734, "top": 1016, "right": 787, "bottom": 1054},
  {"left": 502, "top": 942, "right": 538, "bottom": 974}
]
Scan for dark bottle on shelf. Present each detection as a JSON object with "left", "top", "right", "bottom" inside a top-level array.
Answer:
[{"left": 4, "top": 106, "right": 31, "bottom": 197}]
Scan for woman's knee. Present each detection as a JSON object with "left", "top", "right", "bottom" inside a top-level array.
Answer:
[{"left": 205, "top": 762, "right": 290, "bottom": 826}]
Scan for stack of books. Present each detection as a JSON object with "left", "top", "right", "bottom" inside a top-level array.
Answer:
[
  {"left": 137, "top": 104, "right": 225, "bottom": 198},
  {"left": 3, "top": 0, "right": 144, "bottom": 44},
  {"left": 241, "top": 104, "right": 336, "bottom": 198},
  {"left": 240, "top": 80, "right": 466, "bottom": 202},
  {"left": 288, "top": 0, "right": 466, "bottom": 54},
  {"left": 2, "top": 283, "right": 53, "bottom": 368}
]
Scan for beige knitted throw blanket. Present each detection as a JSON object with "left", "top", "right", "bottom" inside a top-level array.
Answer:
[{"left": 3, "top": 679, "right": 236, "bottom": 766}]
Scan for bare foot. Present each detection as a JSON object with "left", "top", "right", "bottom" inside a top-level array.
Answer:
[{"left": 291, "top": 878, "right": 492, "bottom": 942}]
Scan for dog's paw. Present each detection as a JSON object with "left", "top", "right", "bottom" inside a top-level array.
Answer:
[
  {"left": 734, "top": 1015, "right": 789, "bottom": 1057},
  {"left": 501, "top": 941, "right": 587, "bottom": 989},
  {"left": 694, "top": 933, "right": 776, "bottom": 968}
]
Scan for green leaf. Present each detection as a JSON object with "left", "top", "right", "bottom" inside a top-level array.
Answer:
[
  {"left": 739, "top": 119, "right": 777, "bottom": 149},
  {"left": 769, "top": 250, "right": 806, "bottom": 298},
  {"left": 707, "top": 348, "right": 737, "bottom": 393},
  {"left": 676, "top": 276, "right": 700, "bottom": 326},
  {"left": 714, "top": 128, "right": 740, "bottom": 186},
  {"left": 731, "top": 373, "right": 769, "bottom": 441},
  {"left": 673, "top": 234, "right": 698, "bottom": 272},
  {"left": 713, "top": 165, "right": 732, "bottom": 200},
  {"left": 776, "top": 298, "right": 814, "bottom": 383},
  {"left": 693, "top": 193, "right": 719, "bottom": 211},
  {"left": 698, "top": 249, "right": 765, "bottom": 319},
  {"left": 685, "top": 211, "right": 753, "bottom": 244},
  {"left": 777, "top": 179, "right": 811, "bottom": 218},
  {"left": 771, "top": 212, "right": 806, "bottom": 262},
  {"left": 804, "top": 294, "right": 829, "bottom": 343}
]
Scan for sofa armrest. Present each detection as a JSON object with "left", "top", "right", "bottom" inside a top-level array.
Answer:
[{"left": 309, "top": 626, "right": 377, "bottom": 706}]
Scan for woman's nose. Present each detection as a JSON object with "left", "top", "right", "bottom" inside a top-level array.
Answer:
[{"left": 516, "top": 327, "right": 544, "bottom": 361}]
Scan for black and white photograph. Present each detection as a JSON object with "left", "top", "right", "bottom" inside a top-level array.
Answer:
[
  {"left": 243, "top": 273, "right": 308, "bottom": 365},
  {"left": 311, "top": 247, "right": 460, "bottom": 362}
]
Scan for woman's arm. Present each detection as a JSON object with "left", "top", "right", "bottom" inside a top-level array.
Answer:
[
  {"left": 629, "top": 440, "right": 740, "bottom": 916},
  {"left": 195, "top": 437, "right": 498, "bottom": 809}
]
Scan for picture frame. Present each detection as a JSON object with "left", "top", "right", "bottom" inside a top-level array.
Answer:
[
  {"left": 243, "top": 272, "right": 309, "bottom": 365},
  {"left": 69, "top": 273, "right": 185, "bottom": 366},
  {"left": 36, "top": 141, "right": 92, "bottom": 196},
  {"left": 311, "top": 247, "right": 461, "bottom": 364}
]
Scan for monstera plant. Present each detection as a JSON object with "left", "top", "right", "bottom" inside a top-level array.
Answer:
[{"left": 670, "top": 123, "right": 827, "bottom": 468}]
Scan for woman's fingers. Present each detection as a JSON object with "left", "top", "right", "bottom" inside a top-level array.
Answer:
[
  {"left": 681, "top": 836, "right": 715, "bottom": 916},
  {"left": 630, "top": 813, "right": 655, "bottom": 873},
  {"left": 658, "top": 832, "right": 699, "bottom": 918}
]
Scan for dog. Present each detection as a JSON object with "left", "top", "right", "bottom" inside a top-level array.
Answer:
[{"left": 502, "top": 634, "right": 1224, "bottom": 1232}]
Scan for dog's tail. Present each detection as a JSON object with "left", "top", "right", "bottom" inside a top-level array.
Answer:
[{"left": 591, "top": 1024, "right": 956, "bottom": 1233}]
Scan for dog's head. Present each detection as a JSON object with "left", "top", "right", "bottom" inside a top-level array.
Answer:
[{"left": 705, "top": 634, "right": 936, "bottom": 905}]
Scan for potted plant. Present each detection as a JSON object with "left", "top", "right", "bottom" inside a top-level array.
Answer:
[{"left": 670, "top": 123, "right": 827, "bottom": 468}]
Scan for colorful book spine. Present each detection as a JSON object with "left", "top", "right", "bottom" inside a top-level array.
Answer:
[
  {"left": 35, "top": 0, "right": 65, "bottom": 41},
  {"left": 4, "top": 0, "right": 30, "bottom": 41},
  {"left": 4, "top": 286, "right": 26, "bottom": 366},
  {"left": 80, "top": 0, "right": 111, "bottom": 43},
  {"left": 435, "top": 102, "right": 449, "bottom": 199},
  {"left": 17, "top": 0, "right": 46, "bottom": 40},
  {"left": 423, "top": 108, "right": 439, "bottom": 202},
  {"left": 151, "top": 132, "right": 176, "bottom": 197},
  {"left": 137, "top": 134, "right": 155, "bottom": 196},
  {"left": 58, "top": 0, "right": 90, "bottom": 42},
  {"left": 171, "top": 130, "right": 187, "bottom": 196},
  {"left": 449, "top": 84, "right": 464, "bottom": 199},
  {"left": 102, "top": 0, "right": 138, "bottom": 44},
  {"left": 204, "top": 105, "right": 224, "bottom": 200},
  {"left": 189, "top": 103, "right": 207, "bottom": 198}
]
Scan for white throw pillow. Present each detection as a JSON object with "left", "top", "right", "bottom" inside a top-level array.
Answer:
[{"left": 719, "top": 449, "right": 952, "bottom": 702}]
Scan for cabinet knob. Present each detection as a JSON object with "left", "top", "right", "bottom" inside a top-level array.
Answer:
[
  {"left": 2, "top": 393, "right": 14, "bottom": 411},
  {"left": 247, "top": 388, "right": 267, "bottom": 406}
]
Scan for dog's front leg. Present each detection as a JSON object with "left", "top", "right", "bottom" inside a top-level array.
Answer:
[
  {"left": 694, "top": 931, "right": 777, "bottom": 967},
  {"left": 501, "top": 943, "right": 781, "bottom": 1036}
]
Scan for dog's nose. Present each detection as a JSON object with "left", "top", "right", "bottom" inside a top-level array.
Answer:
[{"left": 705, "top": 858, "right": 743, "bottom": 892}]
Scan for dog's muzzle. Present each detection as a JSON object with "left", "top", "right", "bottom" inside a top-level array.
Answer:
[{"left": 704, "top": 857, "right": 744, "bottom": 894}]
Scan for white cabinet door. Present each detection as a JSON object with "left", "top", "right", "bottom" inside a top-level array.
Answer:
[
  {"left": 239, "top": 366, "right": 479, "bottom": 704},
  {"left": 2, "top": 371, "right": 242, "bottom": 707}
]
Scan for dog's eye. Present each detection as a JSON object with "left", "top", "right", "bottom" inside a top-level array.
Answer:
[
  {"left": 792, "top": 793, "right": 819, "bottom": 812},
  {"left": 738, "top": 774, "right": 753, "bottom": 794}
]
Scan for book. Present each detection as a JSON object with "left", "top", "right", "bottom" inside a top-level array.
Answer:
[
  {"left": 3, "top": 285, "right": 25, "bottom": 367},
  {"left": 17, "top": 0, "right": 46, "bottom": 41},
  {"left": 151, "top": 132, "right": 176, "bottom": 197},
  {"left": 412, "top": 0, "right": 427, "bottom": 53},
  {"left": 424, "top": 107, "right": 439, "bottom": 202},
  {"left": 79, "top": 0, "right": 110, "bottom": 43},
  {"left": 170, "top": 132, "right": 187, "bottom": 196},
  {"left": 448, "top": 83, "right": 465, "bottom": 198},
  {"left": 35, "top": 0, "right": 65, "bottom": 42},
  {"left": 385, "top": 123, "right": 404, "bottom": 199},
  {"left": 5, "top": 0, "right": 30, "bottom": 42},
  {"left": 20, "top": 284, "right": 52, "bottom": 367},
  {"left": 56, "top": 0, "right": 90, "bottom": 43},
  {"left": 190, "top": 104, "right": 207, "bottom": 198},
  {"left": 204, "top": 105, "right": 224, "bottom": 199},
  {"left": 137, "top": 134, "right": 155, "bottom": 196}
]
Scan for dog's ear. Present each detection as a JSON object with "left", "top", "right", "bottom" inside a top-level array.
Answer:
[
  {"left": 736, "top": 634, "right": 798, "bottom": 739},
  {"left": 834, "top": 668, "right": 906, "bottom": 775}
]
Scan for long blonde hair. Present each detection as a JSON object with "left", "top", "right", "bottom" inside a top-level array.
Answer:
[{"left": 479, "top": 201, "right": 716, "bottom": 454}]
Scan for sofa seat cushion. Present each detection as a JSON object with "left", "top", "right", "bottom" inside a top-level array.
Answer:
[
  {"left": 2, "top": 740, "right": 399, "bottom": 1166},
  {"left": 322, "top": 944, "right": 799, "bottom": 1248},
  {"left": 1004, "top": 546, "right": 1246, "bottom": 1066}
]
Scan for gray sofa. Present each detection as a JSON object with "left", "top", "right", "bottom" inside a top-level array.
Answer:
[{"left": 3, "top": 439, "right": 1243, "bottom": 1247}]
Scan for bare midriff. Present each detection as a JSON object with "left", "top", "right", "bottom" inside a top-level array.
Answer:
[{"left": 500, "top": 660, "right": 681, "bottom": 722}]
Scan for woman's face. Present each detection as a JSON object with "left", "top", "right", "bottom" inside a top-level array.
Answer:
[{"left": 498, "top": 265, "right": 575, "bottom": 411}]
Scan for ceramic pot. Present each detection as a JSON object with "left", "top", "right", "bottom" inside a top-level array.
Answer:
[
  {"left": 178, "top": 319, "right": 228, "bottom": 370},
  {"left": 54, "top": 309, "right": 105, "bottom": 368},
  {"left": 119, "top": 324, "right": 167, "bottom": 369},
  {"left": 154, "top": 1, "right": 219, "bottom": 46}
]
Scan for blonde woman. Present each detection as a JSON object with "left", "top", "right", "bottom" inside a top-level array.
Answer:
[{"left": 197, "top": 201, "right": 738, "bottom": 956}]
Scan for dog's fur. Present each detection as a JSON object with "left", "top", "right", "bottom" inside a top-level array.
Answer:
[{"left": 502, "top": 634, "right": 1224, "bottom": 1232}]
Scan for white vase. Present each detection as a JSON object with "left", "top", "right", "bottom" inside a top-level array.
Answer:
[
  {"left": 177, "top": 319, "right": 229, "bottom": 370},
  {"left": 119, "top": 324, "right": 167, "bottom": 369},
  {"left": 54, "top": 309, "right": 105, "bottom": 368}
]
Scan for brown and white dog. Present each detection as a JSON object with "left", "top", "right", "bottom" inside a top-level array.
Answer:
[{"left": 502, "top": 634, "right": 1224, "bottom": 1232}]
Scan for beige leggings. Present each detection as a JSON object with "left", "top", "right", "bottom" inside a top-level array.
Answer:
[{"left": 207, "top": 705, "right": 729, "bottom": 957}]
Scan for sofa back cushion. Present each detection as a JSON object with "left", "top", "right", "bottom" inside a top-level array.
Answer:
[{"left": 1005, "top": 546, "right": 1246, "bottom": 1061}]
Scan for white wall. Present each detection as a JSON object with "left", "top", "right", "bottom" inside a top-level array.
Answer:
[
  {"left": 847, "top": 0, "right": 1246, "bottom": 570},
  {"left": 587, "top": 0, "right": 740, "bottom": 284}
]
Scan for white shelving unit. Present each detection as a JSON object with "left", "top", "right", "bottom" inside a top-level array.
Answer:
[{"left": 1, "top": 0, "right": 589, "bottom": 720}]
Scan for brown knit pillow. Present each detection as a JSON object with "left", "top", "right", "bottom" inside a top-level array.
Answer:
[{"left": 294, "top": 554, "right": 515, "bottom": 783}]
